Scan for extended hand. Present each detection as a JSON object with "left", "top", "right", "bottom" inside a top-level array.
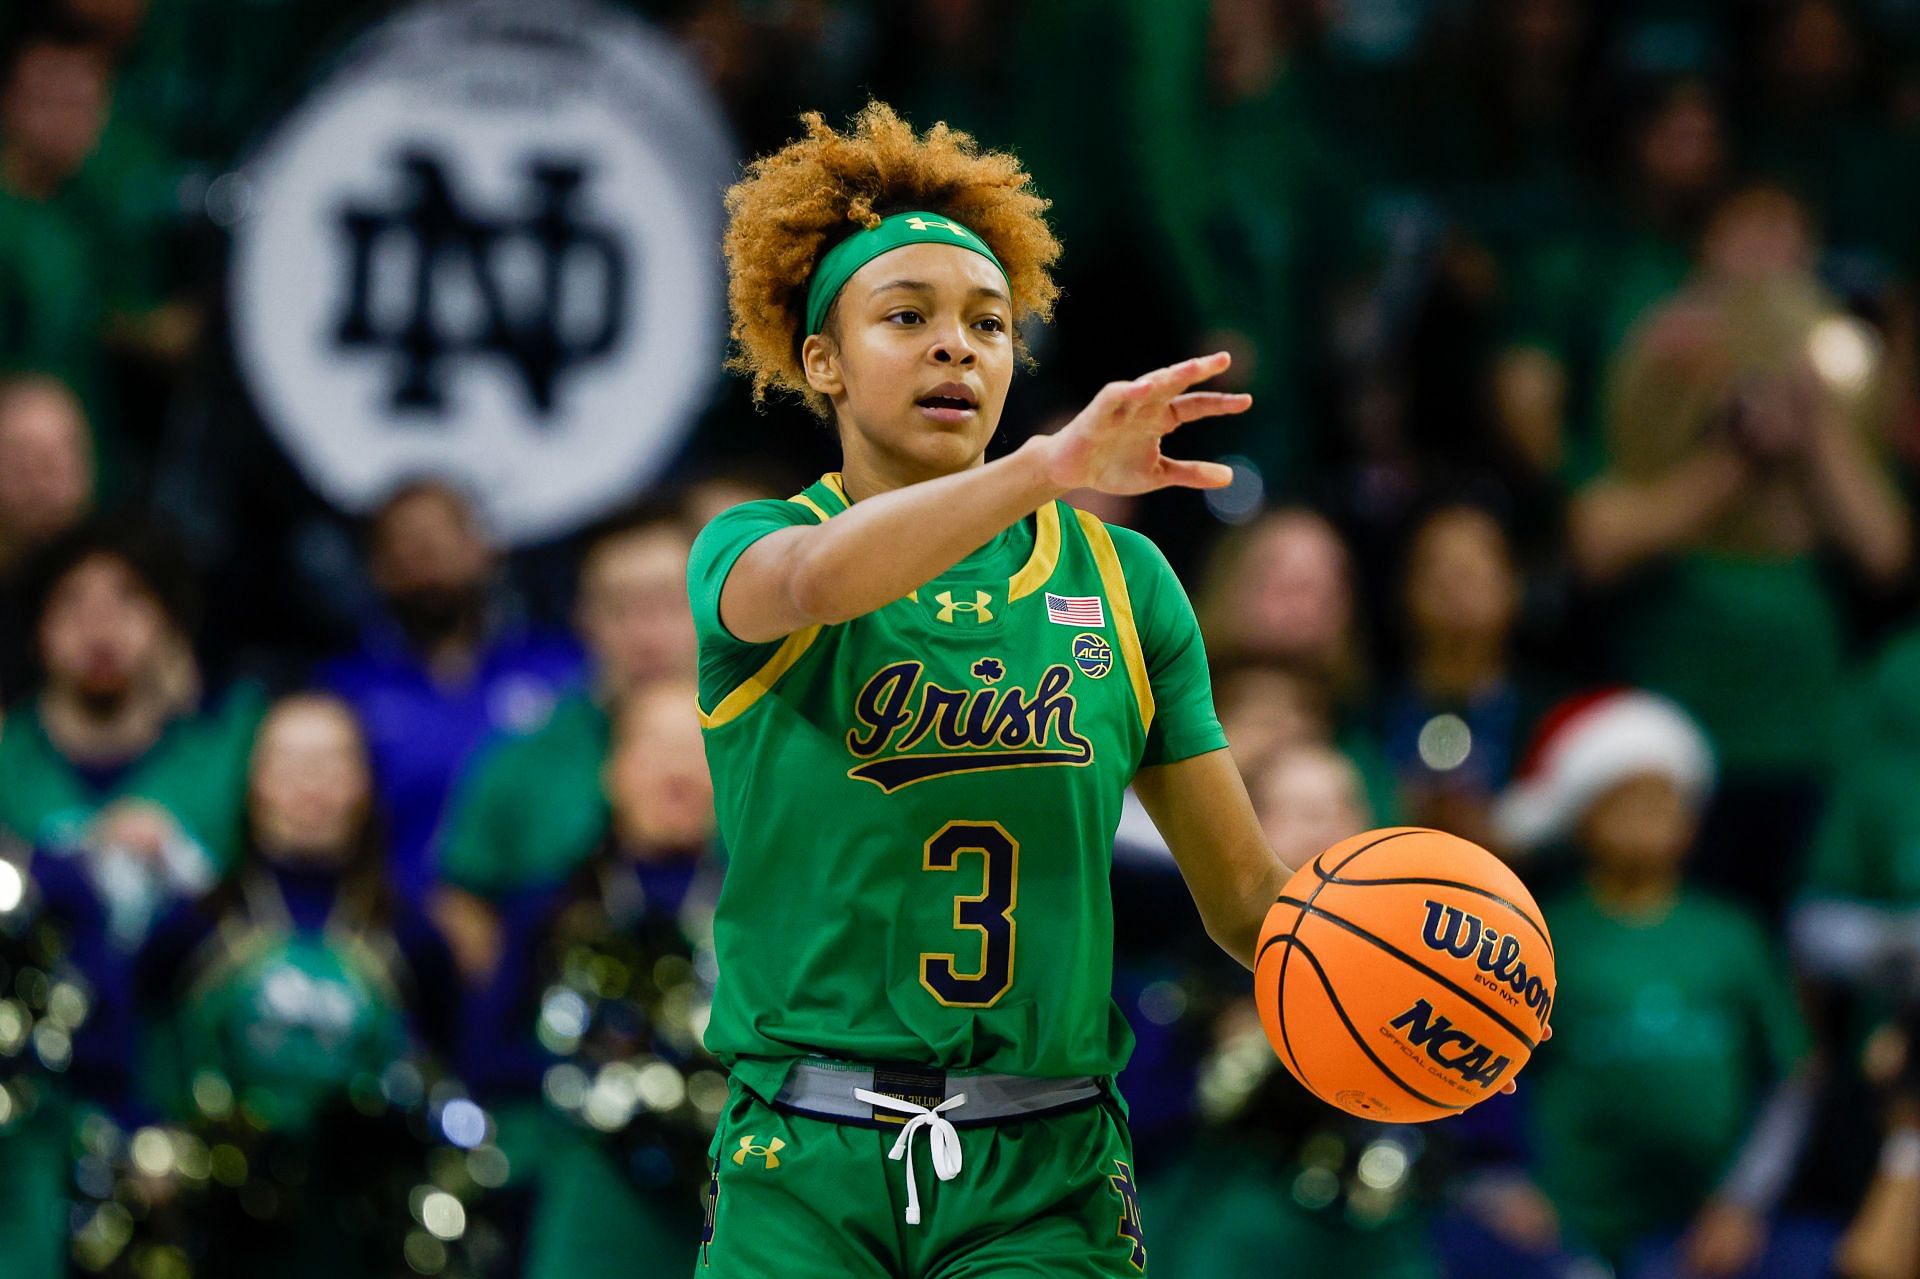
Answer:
[
  {"left": 1041, "top": 352, "right": 1249, "bottom": 496},
  {"left": 1500, "top": 1021, "right": 1550, "bottom": 1094}
]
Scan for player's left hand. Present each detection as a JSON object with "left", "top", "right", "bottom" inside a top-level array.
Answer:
[
  {"left": 1499, "top": 1021, "right": 1550, "bottom": 1094},
  {"left": 1039, "top": 351, "right": 1250, "bottom": 496},
  {"left": 1680, "top": 1199, "right": 1768, "bottom": 1278}
]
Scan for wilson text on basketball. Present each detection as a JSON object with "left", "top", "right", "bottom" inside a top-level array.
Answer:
[{"left": 1419, "top": 901, "right": 1553, "bottom": 1024}]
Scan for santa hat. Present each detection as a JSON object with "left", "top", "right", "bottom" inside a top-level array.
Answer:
[{"left": 1494, "top": 688, "right": 1715, "bottom": 853}]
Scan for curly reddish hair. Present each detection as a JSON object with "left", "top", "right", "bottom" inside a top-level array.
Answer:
[{"left": 722, "top": 101, "right": 1062, "bottom": 416}]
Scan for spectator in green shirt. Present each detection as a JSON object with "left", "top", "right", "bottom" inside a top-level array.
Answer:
[
  {"left": 1495, "top": 689, "right": 1823, "bottom": 1276},
  {"left": 0, "top": 16, "right": 193, "bottom": 488},
  {"left": 1789, "top": 624, "right": 1920, "bottom": 1242},
  {"left": 432, "top": 499, "right": 697, "bottom": 981},
  {"left": 0, "top": 517, "right": 257, "bottom": 945},
  {"left": 1570, "top": 182, "right": 1910, "bottom": 918},
  {"left": 1125, "top": 0, "right": 1365, "bottom": 482},
  {"left": 0, "top": 19, "right": 111, "bottom": 414},
  {"left": 65, "top": 0, "right": 351, "bottom": 177},
  {"left": 1796, "top": 627, "right": 1920, "bottom": 923},
  {"left": 1742, "top": 1, "right": 1920, "bottom": 281},
  {"left": 1792, "top": 626, "right": 1920, "bottom": 1046},
  {"left": 1492, "top": 80, "right": 1728, "bottom": 486}
]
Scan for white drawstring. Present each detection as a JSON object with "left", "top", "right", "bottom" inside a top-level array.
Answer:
[{"left": 852, "top": 1088, "right": 967, "bottom": 1225}]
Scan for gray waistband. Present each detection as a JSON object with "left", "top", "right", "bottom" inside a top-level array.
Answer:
[{"left": 771, "top": 1060, "right": 1104, "bottom": 1128}]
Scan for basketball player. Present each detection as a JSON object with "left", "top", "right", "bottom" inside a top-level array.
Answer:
[{"left": 695, "top": 102, "right": 1300, "bottom": 1276}]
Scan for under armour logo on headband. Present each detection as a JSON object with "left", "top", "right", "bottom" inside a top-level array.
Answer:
[{"left": 905, "top": 216, "right": 973, "bottom": 239}]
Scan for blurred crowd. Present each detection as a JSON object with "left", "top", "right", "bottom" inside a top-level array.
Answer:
[{"left": 10, "top": 0, "right": 1920, "bottom": 1277}]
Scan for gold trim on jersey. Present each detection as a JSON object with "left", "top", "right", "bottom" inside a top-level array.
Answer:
[
  {"left": 1075, "top": 509, "right": 1154, "bottom": 738},
  {"left": 698, "top": 624, "right": 824, "bottom": 729},
  {"left": 806, "top": 474, "right": 1056, "bottom": 602},
  {"left": 1007, "top": 501, "right": 1062, "bottom": 601},
  {"left": 788, "top": 491, "right": 832, "bottom": 522}
]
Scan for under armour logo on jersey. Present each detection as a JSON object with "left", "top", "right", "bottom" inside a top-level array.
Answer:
[
  {"left": 906, "top": 215, "right": 973, "bottom": 239},
  {"left": 934, "top": 590, "right": 994, "bottom": 624},
  {"left": 732, "top": 1135, "right": 785, "bottom": 1169},
  {"left": 1109, "top": 1160, "right": 1147, "bottom": 1272}
]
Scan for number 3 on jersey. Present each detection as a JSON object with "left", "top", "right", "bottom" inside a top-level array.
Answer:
[{"left": 919, "top": 821, "right": 1019, "bottom": 1008}]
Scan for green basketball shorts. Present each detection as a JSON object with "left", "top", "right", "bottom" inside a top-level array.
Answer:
[{"left": 696, "top": 1070, "right": 1150, "bottom": 1278}]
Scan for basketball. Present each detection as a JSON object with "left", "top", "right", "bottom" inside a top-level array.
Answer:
[{"left": 1255, "top": 827, "right": 1555, "bottom": 1123}]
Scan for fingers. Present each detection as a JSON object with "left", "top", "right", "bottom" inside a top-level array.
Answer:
[
  {"left": 1141, "top": 350, "right": 1234, "bottom": 398},
  {"left": 1094, "top": 353, "right": 1238, "bottom": 429},
  {"left": 1158, "top": 458, "right": 1235, "bottom": 490},
  {"left": 1168, "top": 391, "right": 1253, "bottom": 426}
]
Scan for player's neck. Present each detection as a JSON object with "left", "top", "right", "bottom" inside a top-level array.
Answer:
[{"left": 838, "top": 447, "right": 985, "bottom": 504}]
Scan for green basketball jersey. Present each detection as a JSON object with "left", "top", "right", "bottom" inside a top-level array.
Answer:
[{"left": 689, "top": 473, "right": 1226, "bottom": 1103}]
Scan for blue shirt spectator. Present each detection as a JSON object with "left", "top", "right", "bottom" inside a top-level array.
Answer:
[{"left": 319, "top": 479, "right": 584, "bottom": 901}]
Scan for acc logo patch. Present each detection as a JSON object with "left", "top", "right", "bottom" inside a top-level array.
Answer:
[{"left": 1072, "top": 633, "right": 1113, "bottom": 679}]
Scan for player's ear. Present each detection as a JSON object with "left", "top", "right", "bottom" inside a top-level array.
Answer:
[{"left": 800, "top": 330, "right": 844, "bottom": 398}]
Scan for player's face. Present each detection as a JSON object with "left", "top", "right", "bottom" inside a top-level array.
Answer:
[{"left": 805, "top": 242, "right": 1014, "bottom": 485}]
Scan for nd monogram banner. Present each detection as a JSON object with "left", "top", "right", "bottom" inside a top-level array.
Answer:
[{"left": 230, "top": 0, "right": 734, "bottom": 544}]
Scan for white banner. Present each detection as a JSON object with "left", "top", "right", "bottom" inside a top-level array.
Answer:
[{"left": 230, "top": 0, "right": 732, "bottom": 543}]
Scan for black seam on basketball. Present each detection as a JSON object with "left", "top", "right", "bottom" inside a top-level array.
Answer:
[
  {"left": 1266, "top": 936, "right": 1311, "bottom": 1092},
  {"left": 1267, "top": 831, "right": 1426, "bottom": 1102},
  {"left": 1278, "top": 832, "right": 1425, "bottom": 977},
  {"left": 1272, "top": 903, "right": 1308, "bottom": 1090},
  {"left": 1321, "top": 828, "right": 1425, "bottom": 879},
  {"left": 1313, "top": 874, "right": 1554, "bottom": 957},
  {"left": 1279, "top": 935, "right": 1467, "bottom": 1113},
  {"left": 1293, "top": 902, "right": 1541, "bottom": 1051}
]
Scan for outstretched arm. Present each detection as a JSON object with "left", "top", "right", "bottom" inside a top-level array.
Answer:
[
  {"left": 719, "top": 353, "right": 1248, "bottom": 643},
  {"left": 1133, "top": 749, "right": 1291, "bottom": 970}
]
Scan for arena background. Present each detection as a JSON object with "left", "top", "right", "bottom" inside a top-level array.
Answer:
[{"left": 3, "top": 0, "right": 1920, "bottom": 1276}]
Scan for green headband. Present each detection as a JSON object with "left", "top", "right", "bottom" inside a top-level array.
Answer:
[{"left": 804, "top": 210, "right": 1008, "bottom": 336}]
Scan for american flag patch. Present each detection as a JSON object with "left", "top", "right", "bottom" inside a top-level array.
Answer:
[{"left": 1045, "top": 593, "right": 1106, "bottom": 627}]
